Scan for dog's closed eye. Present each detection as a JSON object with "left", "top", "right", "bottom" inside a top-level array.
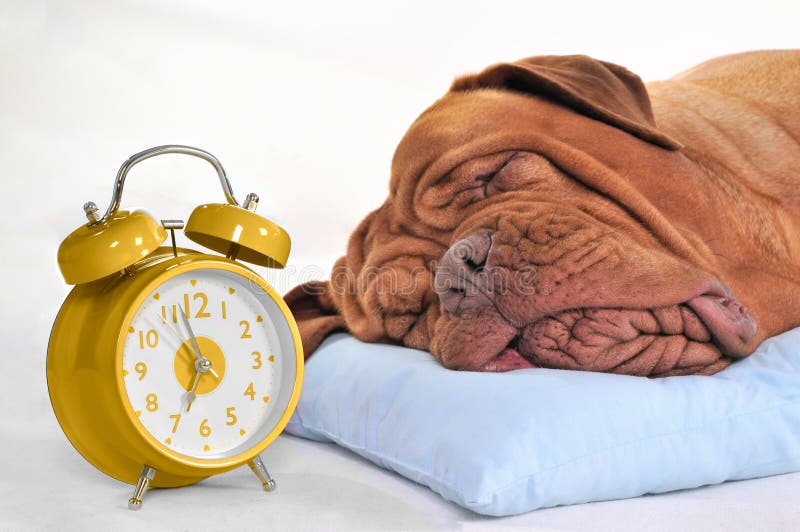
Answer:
[
  {"left": 438, "top": 151, "right": 520, "bottom": 200},
  {"left": 458, "top": 151, "right": 568, "bottom": 200},
  {"left": 417, "top": 150, "right": 570, "bottom": 230},
  {"left": 472, "top": 153, "right": 520, "bottom": 197}
]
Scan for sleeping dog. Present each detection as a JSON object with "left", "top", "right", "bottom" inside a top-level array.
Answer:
[{"left": 286, "top": 50, "right": 800, "bottom": 377}]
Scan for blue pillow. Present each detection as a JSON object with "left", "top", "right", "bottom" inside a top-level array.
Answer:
[{"left": 285, "top": 330, "right": 800, "bottom": 516}]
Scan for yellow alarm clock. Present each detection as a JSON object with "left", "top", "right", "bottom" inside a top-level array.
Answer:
[{"left": 47, "top": 145, "right": 303, "bottom": 510}]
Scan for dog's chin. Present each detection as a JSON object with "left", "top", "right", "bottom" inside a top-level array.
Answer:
[{"left": 442, "top": 285, "right": 757, "bottom": 377}]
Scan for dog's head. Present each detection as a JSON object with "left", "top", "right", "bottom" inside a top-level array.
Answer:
[{"left": 286, "top": 55, "right": 759, "bottom": 376}]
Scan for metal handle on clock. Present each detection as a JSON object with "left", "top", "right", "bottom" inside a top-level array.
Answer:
[{"left": 92, "top": 145, "right": 240, "bottom": 226}]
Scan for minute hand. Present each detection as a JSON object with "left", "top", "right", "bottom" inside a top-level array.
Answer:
[
  {"left": 179, "top": 307, "right": 204, "bottom": 359},
  {"left": 178, "top": 306, "right": 219, "bottom": 379}
]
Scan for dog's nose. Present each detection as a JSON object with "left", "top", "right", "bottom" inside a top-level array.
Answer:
[{"left": 435, "top": 233, "right": 494, "bottom": 313}]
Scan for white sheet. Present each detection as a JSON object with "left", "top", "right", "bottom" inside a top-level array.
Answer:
[{"left": 4, "top": 430, "right": 800, "bottom": 531}]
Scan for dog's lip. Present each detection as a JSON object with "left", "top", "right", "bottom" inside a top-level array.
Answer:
[
  {"left": 687, "top": 296, "right": 757, "bottom": 357},
  {"left": 443, "top": 271, "right": 733, "bottom": 322},
  {"left": 699, "top": 278, "right": 734, "bottom": 299},
  {"left": 479, "top": 344, "right": 537, "bottom": 372},
  {"left": 476, "top": 276, "right": 755, "bottom": 369}
]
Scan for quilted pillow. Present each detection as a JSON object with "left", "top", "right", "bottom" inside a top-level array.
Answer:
[{"left": 286, "top": 330, "right": 800, "bottom": 516}]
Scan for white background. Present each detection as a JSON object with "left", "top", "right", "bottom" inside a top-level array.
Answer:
[{"left": 1, "top": 1, "right": 798, "bottom": 529}]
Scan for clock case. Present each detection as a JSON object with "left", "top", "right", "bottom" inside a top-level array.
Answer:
[{"left": 47, "top": 145, "right": 303, "bottom": 507}]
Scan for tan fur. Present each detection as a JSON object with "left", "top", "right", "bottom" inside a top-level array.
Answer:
[{"left": 286, "top": 51, "right": 800, "bottom": 376}]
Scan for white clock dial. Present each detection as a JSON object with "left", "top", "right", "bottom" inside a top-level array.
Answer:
[{"left": 122, "top": 268, "right": 297, "bottom": 459}]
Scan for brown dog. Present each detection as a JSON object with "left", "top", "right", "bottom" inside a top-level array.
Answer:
[{"left": 286, "top": 50, "right": 800, "bottom": 377}]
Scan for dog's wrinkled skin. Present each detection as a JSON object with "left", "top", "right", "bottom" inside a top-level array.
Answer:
[{"left": 286, "top": 51, "right": 800, "bottom": 376}]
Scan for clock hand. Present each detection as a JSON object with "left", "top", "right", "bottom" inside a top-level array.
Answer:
[
  {"left": 158, "top": 313, "right": 219, "bottom": 378},
  {"left": 185, "top": 369, "right": 202, "bottom": 412},
  {"left": 178, "top": 306, "right": 205, "bottom": 361},
  {"left": 185, "top": 357, "right": 212, "bottom": 412},
  {"left": 177, "top": 308, "right": 221, "bottom": 379}
]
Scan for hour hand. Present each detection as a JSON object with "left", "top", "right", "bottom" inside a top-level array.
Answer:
[
  {"left": 185, "top": 370, "right": 202, "bottom": 412},
  {"left": 185, "top": 355, "right": 214, "bottom": 412}
]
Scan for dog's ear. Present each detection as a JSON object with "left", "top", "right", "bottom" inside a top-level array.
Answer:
[
  {"left": 451, "top": 54, "right": 682, "bottom": 150},
  {"left": 284, "top": 281, "right": 346, "bottom": 357}
]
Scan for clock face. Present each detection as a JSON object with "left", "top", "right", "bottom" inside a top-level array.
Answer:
[{"left": 121, "top": 268, "right": 297, "bottom": 460}]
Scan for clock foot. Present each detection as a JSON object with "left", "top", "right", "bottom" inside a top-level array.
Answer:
[
  {"left": 247, "top": 455, "right": 276, "bottom": 492},
  {"left": 128, "top": 465, "right": 156, "bottom": 510}
]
